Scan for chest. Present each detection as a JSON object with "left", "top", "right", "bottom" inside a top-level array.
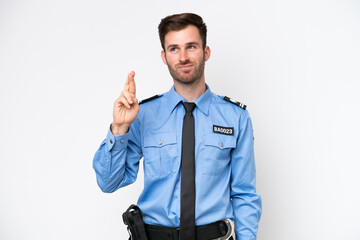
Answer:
[{"left": 139, "top": 109, "right": 238, "bottom": 176}]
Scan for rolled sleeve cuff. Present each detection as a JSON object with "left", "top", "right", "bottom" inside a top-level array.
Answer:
[{"left": 105, "top": 125, "right": 129, "bottom": 152}]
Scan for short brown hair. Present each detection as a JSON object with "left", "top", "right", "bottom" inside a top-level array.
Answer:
[{"left": 158, "top": 13, "right": 207, "bottom": 50}]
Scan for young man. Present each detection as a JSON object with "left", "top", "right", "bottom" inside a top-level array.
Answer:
[{"left": 93, "top": 13, "right": 262, "bottom": 240}]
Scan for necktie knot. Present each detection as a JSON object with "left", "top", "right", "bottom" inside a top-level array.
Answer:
[{"left": 182, "top": 102, "right": 196, "bottom": 113}]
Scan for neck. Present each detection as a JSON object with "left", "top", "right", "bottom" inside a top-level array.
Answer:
[{"left": 173, "top": 78, "right": 206, "bottom": 102}]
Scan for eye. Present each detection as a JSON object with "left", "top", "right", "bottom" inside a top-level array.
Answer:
[
  {"left": 188, "top": 45, "right": 195, "bottom": 50},
  {"left": 169, "top": 47, "right": 178, "bottom": 53}
]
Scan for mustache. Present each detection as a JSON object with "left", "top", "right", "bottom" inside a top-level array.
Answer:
[{"left": 176, "top": 60, "right": 192, "bottom": 66}]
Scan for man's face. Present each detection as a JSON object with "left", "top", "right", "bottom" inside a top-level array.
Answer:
[{"left": 161, "top": 25, "right": 210, "bottom": 85}]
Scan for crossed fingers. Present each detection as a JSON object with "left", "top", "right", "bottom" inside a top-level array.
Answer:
[{"left": 119, "top": 71, "right": 137, "bottom": 109}]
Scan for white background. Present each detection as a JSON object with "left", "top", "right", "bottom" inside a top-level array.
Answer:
[{"left": 1, "top": 0, "right": 360, "bottom": 239}]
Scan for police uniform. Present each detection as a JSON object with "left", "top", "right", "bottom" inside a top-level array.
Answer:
[{"left": 93, "top": 85, "right": 262, "bottom": 239}]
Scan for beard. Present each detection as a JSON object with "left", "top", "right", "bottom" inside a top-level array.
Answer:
[{"left": 166, "top": 56, "right": 205, "bottom": 85}]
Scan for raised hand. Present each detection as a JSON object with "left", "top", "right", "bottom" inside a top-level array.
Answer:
[{"left": 111, "top": 71, "right": 140, "bottom": 135}]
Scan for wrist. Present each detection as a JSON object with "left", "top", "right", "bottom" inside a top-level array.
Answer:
[{"left": 111, "top": 123, "right": 130, "bottom": 135}]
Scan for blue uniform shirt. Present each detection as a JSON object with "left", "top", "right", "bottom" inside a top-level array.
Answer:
[{"left": 93, "top": 85, "right": 262, "bottom": 239}]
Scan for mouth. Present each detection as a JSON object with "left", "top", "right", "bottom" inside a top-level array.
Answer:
[{"left": 177, "top": 64, "right": 193, "bottom": 71}]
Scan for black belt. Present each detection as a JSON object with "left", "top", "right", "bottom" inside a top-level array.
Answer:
[{"left": 145, "top": 220, "right": 232, "bottom": 240}]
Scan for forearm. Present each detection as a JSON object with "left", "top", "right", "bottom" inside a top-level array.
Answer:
[
  {"left": 93, "top": 125, "right": 141, "bottom": 192},
  {"left": 232, "top": 191, "right": 262, "bottom": 239}
]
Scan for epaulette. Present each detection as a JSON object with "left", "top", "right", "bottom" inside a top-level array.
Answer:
[
  {"left": 223, "top": 96, "right": 247, "bottom": 110},
  {"left": 139, "top": 94, "right": 160, "bottom": 105}
]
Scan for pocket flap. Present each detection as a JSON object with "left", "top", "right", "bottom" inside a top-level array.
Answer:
[
  {"left": 144, "top": 132, "right": 177, "bottom": 147},
  {"left": 204, "top": 134, "right": 236, "bottom": 149}
]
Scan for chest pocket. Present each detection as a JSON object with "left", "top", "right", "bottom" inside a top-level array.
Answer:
[
  {"left": 202, "top": 134, "right": 236, "bottom": 175},
  {"left": 143, "top": 132, "right": 178, "bottom": 176}
]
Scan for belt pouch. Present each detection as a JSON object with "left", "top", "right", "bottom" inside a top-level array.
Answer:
[{"left": 122, "top": 204, "right": 148, "bottom": 240}]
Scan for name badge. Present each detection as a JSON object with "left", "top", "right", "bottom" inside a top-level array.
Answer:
[{"left": 213, "top": 125, "right": 234, "bottom": 135}]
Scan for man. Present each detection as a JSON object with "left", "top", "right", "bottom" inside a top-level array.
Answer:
[{"left": 93, "top": 13, "right": 262, "bottom": 240}]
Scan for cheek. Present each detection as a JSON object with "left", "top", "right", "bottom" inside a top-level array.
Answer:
[
  {"left": 166, "top": 56, "right": 178, "bottom": 66},
  {"left": 189, "top": 52, "right": 203, "bottom": 62},
  {"left": 198, "top": 52, "right": 205, "bottom": 60}
]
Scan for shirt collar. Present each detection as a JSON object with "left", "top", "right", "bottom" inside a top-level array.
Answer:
[
  {"left": 164, "top": 84, "right": 212, "bottom": 116},
  {"left": 164, "top": 85, "right": 186, "bottom": 115},
  {"left": 194, "top": 84, "right": 212, "bottom": 116}
]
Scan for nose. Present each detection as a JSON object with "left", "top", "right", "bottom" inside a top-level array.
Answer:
[{"left": 179, "top": 49, "right": 189, "bottom": 63}]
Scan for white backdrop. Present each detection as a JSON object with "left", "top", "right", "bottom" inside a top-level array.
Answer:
[{"left": 1, "top": 0, "right": 360, "bottom": 239}]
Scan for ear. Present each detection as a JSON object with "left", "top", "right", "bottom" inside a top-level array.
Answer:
[
  {"left": 204, "top": 46, "right": 211, "bottom": 62},
  {"left": 161, "top": 50, "right": 167, "bottom": 65}
]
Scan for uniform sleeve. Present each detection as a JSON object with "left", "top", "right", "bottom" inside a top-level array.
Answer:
[
  {"left": 230, "top": 111, "right": 262, "bottom": 240},
  {"left": 93, "top": 119, "right": 142, "bottom": 193}
]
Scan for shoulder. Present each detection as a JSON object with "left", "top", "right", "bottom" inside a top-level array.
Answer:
[
  {"left": 211, "top": 93, "right": 248, "bottom": 110},
  {"left": 137, "top": 94, "right": 164, "bottom": 122},
  {"left": 209, "top": 93, "right": 251, "bottom": 124},
  {"left": 138, "top": 94, "right": 162, "bottom": 105},
  {"left": 222, "top": 96, "right": 247, "bottom": 110},
  {"left": 211, "top": 93, "right": 251, "bottom": 126},
  {"left": 137, "top": 93, "right": 167, "bottom": 114},
  {"left": 209, "top": 93, "right": 252, "bottom": 132},
  {"left": 138, "top": 93, "right": 169, "bottom": 108}
]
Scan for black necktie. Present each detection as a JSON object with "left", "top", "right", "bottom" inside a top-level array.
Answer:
[{"left": 180, "top": 102, "right": 196, "bottom": 240}]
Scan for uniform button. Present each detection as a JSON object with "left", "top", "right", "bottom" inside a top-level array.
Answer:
[
  {"left": 110, "top": 140, "right": 113, "bottom": 144},
  {"left": 159, "top": 141, "right": 162, "bottom": 145},
  {"left": 120, "top": 140, "right": 124, "bottom": 143},
  {"left": 220, "top": 143, "right": 224, "bottom": 147}
]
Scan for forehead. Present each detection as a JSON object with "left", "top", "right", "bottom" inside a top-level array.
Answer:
[{"left": 164, "top": 25, "right": 202, "bottom": 47}]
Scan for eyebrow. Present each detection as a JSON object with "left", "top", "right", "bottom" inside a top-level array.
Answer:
[
  {"left": 166, "top": 42, "right": 201, "bottom": 51},
  {"left": 186, "top": 42, "right": 200, "bottom": 47},
  {"left": 166, "top": 44, "right": 179, "bottom": 50}
]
